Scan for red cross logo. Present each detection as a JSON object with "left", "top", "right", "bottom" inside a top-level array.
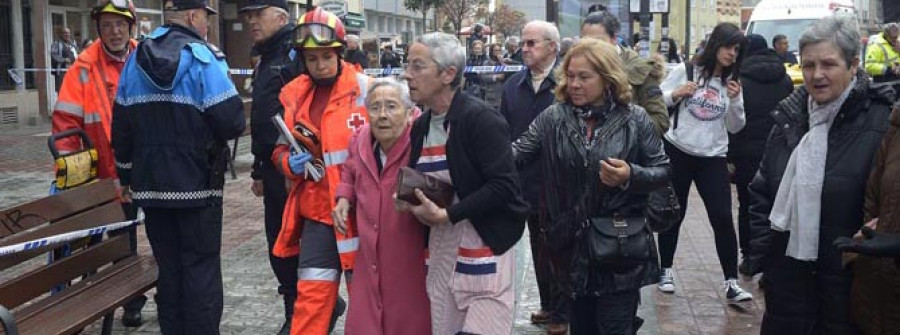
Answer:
[{"left": 347, "top": 113, "right": 366, "bottom": 131}]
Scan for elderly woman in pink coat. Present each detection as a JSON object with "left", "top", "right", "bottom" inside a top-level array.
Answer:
[{"left": 333, "top": 77, "right": 431, "bottom": 335}]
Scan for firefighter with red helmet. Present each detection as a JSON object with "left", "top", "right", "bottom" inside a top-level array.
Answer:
[
  {"left": 50, "top": 0, "right": 147, "bottom": 327},
  {"left": 270, "top": 7, "right": 371, "bottom": 335}
]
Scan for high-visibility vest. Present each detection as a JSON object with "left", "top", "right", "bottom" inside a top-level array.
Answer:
[{"left": 51, "top": 40, "right": 138, "bottom": 180}]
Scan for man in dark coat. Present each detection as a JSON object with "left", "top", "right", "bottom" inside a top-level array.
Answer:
[
  {"left": 239, "top": 0, "right": 302, "bottom": 333},
  {"left": 344, "top": 34, "right": 368, "bottom": 69},
  {"left": 728, "top": 34, "right": 793, "bottom": 275},
  {"left": 499, "top": 20, "right": 566, "bottom": 334}
]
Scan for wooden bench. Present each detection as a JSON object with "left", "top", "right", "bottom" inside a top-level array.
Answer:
[{"left": 0, "top": 179, "right": 157, "bottom": 335}]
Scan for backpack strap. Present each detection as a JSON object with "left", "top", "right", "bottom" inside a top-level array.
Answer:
[{"left": 671, "top": 62, "right": 694, "bottom": 130}]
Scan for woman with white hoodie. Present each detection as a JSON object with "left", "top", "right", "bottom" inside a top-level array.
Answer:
[{"left": 656, "top": 22, "right": 753, "bottom": 302}]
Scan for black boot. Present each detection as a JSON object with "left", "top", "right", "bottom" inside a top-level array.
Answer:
[
  {"left": 327, "top": 295, "right": 346, "bottom": 333},
  {"left": 121, "top": 295, "right": 147, "bottom": 327},
  {"left": 278, "top": 293, "right": 296, "bottom": 335}
]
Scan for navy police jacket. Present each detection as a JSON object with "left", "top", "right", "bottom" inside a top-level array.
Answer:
[{"left": 112, "top": 24, "right": 245, "bottom": 208}]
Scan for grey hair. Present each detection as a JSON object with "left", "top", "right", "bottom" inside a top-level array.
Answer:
[
  {"left": 524, "top": 20, "right": 560, "bottom": 52},
  {"left": 884, "top": 22, "right": 900, "bottom": 34},
  {"left": 164, "top": 9, "right": 190, "bottom": 24},
  {"left": 415, "top": 32, "right": 466, "bottom": 88},
  {"left": 346, "top": 34, "right": 361, "bottom": 44},
  {"left": 366, "top": 77, "right": 415, "bottom": 109},
  {"left": 272, "top": 7, "right": 289, "bottom": 24},
  {"left": 505, "top": 36, "right": 520, "bottom": 47},
  {"left": 799, "top": 16, "right": 860, "bottom": 68}
]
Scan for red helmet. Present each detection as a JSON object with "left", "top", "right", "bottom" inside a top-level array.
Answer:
[
  {"left": 91, "top": 0, "right": 137, "bottom": 23},
  {"left": 293, "top": 7, "right": 346, "bottom": 49}
]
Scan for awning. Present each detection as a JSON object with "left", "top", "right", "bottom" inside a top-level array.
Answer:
[{"left": 342, "top": 12, "right": 365, "bottom": 30}]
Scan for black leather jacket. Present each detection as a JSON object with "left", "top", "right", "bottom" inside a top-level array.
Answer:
[
  {"left": 250, "top": 24, "right": 301, "bottom": 178},
  {"left": 513, "top": 102, "right": 669, "bottom": 295}
]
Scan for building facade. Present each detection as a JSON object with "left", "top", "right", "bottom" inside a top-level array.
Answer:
[{"left": 363, "top": 0, "right": 429, "bottom": 46}]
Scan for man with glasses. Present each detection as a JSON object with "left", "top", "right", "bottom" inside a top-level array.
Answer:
[
  {"left": 269, "top": 7, "right": 367, "bottom": 334},
  {"left": 238, "top": 1, "right": 300, "bottom": 334},
  {"left": 498, "top": 19, "right": 566, "bottom": 335},
  {"left": 112, "top": 0, "right": 245, "bottom": 333},
  {"left": 51, "top": 0, "right": 146, "bottom": 326}
]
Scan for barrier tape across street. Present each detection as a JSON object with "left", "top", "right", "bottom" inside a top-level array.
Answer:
[
  {"left": 7, "top": 65, "right": 527, "bottom": 82},
  {"left": 0, "top": 209, "right": 144, "bottom": 256}
]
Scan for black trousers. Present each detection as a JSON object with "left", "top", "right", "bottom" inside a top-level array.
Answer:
[
  {"left": 528, "top": 214, "right": 569, "bottom": 322},
  {"left": 658, "top": 141, "right": 739, "bottom": 279},
  {"left": 569, "top": 289, "right": 640, "bottom": 335},
  {"left": 731, "top": 154, "right": 762, "bottom": 258},
  {"left": 259, "top": 161, "right": 299, "bottom": 301},
  {"left": 144, "top": 205, "right": 224, "bottom": 335},
  {"left": 760, "top": 255, "right": 860, "bottom": 335}
]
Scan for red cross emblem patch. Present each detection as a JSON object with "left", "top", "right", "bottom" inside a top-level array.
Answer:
[{"left": 347, "top": 113, "right": 366, "bottom": 131}]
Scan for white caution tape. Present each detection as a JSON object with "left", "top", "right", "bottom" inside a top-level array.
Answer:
[
  {"left": 11, "top": 65, "right": 528, "bottom": 83},
  {"left": 0, "top": 209, "right": 145, "bottom": 257},
  {"left": 361, "top": 65, "right": 525, "bottom": 76}
]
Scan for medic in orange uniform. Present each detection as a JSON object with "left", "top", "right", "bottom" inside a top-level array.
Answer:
[{"left": 270, "top": 7, "right": 371, "bottom": 335}]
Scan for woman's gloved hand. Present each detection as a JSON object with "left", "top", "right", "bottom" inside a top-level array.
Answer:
[
  {"left": 834, "top": 226, "right": 900, "bottom": 258},
  {"left": 288, "top": 152, "right": 313, "bottom": 175}
]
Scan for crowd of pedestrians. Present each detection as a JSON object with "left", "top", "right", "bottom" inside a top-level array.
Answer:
[{"left": 47, "top": 0, "right": 900, "bottom": 334}]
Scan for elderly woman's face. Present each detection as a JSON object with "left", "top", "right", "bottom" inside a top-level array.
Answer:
[
  {"left": 565, "top": 55, "right": 605, "bottom": 106},
  {"left": 367, "top": 86, "right": 411, "bottom": 147},
  {"left": 800, "top": 41, "right": 857, "bottom": 104}
]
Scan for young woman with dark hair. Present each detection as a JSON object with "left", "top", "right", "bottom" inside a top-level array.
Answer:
[{"left": 656, "top": 22, "right": 753, "bottom": 302}]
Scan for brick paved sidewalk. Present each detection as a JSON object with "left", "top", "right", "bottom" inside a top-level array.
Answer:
[{"left": 1, "top": 127, "right": 765, "bottom": 334}]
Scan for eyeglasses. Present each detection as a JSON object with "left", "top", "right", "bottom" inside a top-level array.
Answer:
[
  {"left": 403, "top": 60, "right": 436, "bottom": 74},
  {"left": 523, "top": 38, "right": 550, "bottom": 48},
  {"left": 99, "top": 20, "right": 129, "bottom": 32},
  {"left": 367, "top": 102, "right": 406, "bottom": 116}
]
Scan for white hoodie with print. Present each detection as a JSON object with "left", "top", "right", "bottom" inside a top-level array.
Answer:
[{"left": 661, "top": 63, "right": 746, "bottom": 157}]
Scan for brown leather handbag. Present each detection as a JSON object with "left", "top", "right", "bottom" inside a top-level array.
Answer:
[{"left": 396, "top": 166, "right": 455, "bottom": 208}]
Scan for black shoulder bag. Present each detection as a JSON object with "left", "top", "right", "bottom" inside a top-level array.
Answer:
[{"left": 581, "top": 109, "right": 657, "bottom": 265}]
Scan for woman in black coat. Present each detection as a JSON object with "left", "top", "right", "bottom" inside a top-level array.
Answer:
[
  {"left": 513, "top": 38, "right": 669, "bottom": 334},
  {"left": 746, "top": 17, "right": 894, "bottom": 335},
  {"left": 728, "top": 33, "right": 794, "bottom": 273}
]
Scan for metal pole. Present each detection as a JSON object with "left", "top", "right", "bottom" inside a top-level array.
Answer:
[
  {"left": 685, "top": 0, "right": 691, "bottom": 61},
  {"left": 639, "top": 0, "right": 651, "bottom": 58}
]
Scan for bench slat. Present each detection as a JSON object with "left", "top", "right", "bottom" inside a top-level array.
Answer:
[
  {"left": 0, "top": 202, "right": 124, "bottom": 248},
  {"left": 11, "top": 256, "right": 157, "bottom": 335},
  {"left": 0, "top": 235, "right": 130, "bottom": 309},
  {"left": 0, "top": 180, "right": 117, "bottom": 239}
]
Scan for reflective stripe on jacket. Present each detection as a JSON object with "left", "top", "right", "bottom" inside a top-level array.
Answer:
[{"left": 52, "top": 40, "right": 137, "bottom": 180}]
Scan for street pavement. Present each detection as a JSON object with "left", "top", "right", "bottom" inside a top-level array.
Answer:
[{"left": 0, "top": 124, "right": 764, "bottom": 334}]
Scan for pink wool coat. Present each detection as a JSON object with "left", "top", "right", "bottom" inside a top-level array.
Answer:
[{"left": 336, "top": 124, "right": 432, "bottom": 335}]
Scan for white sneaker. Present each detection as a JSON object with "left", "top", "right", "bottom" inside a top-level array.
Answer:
[
  {"left": 658, "top": 268, "right": 675, "bottom": 293},
  {"left": 724, "top": 278, "right": 753, "bottom": 302}
]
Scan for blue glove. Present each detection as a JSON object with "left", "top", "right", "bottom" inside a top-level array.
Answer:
[{"left": 288, "top": 152, "right": 313, "bottom": 175}]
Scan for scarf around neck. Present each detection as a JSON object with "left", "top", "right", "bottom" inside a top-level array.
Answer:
[{"left": 769, "top": 78, "right": 856, "bottom": 261}]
